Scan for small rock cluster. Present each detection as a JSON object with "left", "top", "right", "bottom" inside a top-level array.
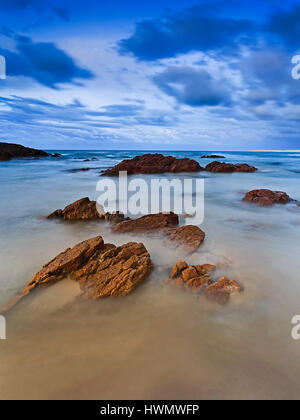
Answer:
[{"left": 165, "top": 261, "right": 243, "bottom": 305}]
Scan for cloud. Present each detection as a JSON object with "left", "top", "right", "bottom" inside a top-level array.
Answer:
[
  {"left": 267, "top": 5, "right": 300, "bottom": 49},
  {"left": 0, "top": 0, "right": 69, "bottom": 25},
  {"left": 0, "top": 32, "right": 93, "bottom": 88},
  {"left": 240, "top": 49, "right": 300, "bottom": 106},
  {"left": 0, "top": 0, "right": 39, "bottom": 10},
  {"left": 118, "top": 4, "right": 253, "bottom": 60},
  {"left": 153, "top": 66, "right": 231, "bottom": 107}
]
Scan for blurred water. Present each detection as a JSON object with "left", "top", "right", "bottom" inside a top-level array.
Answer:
[{"left": 0, "top": 150, "right": 300, "bottom": 399}]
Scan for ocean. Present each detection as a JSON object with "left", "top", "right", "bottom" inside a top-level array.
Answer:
[{"left": 0, "top": 150, "right": 300, "bottom": 399}]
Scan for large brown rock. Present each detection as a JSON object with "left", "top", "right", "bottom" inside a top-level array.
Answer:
[
  {"left": 114, "top": 212, "right": 179, "bottom": 233},
  {"left": 101, "top": 153, "right": 204, "bottom": 176},
  {"left": 243, "top": 189, "right": 292, "bottom": 206},
  {"left": 73, "top": 241, "right": 153, "bottom": 298},
  {"left": 47, "top": 197, "right": 128, "bottom": 224},
  {"left": 0, "top": 142, "right": 49, "bottom": 161},
  {"left": 47, "top": 197, "right": 100, "bottom": 220},
  {"left": 164, "top": 225, "right": 205, "bottom": 255},
  {"left": 4, "top": 236, "right": 153, "bottom": 310},
  {"left": 205, "top": 161, "right": 257, "bottom": 173},
  {"left": 23, "top": 236, "right": 106, "bottom": 295}
]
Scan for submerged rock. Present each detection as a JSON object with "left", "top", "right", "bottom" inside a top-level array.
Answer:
[
  {"left": 201, "top": 155, "right": 225, "bottom": 159},
  {"left": 3, "top": 236, "right": 153, "bottom": 311},
  {"left": 66, "top": 168, "right": 91, "bottom": 173},
  {"left": 114, "top": 212, "right": 179, "bottom": 233},
  {"left": 205, "top": 161, "right": 257, "bottom": 173},
  {"left": 164, "top": 225, "right": 205, "bottom": 255},
  {"left": 0, "top": 142, "right": 49, "bottom": 161},
  {"left": 47, "top": 197, "right": 128, "bottom": 223},
  {"left": 243, "top": 189, "right": 292, "bottom": 206},
  {"left": 101, "top": 153, "right": 204, "bottom": 176},
  {"left": 165, "top": 262, "right": 243, "bottom": 305},
  {"left": 202, "top": 276, "right": 244, "bottom": 305}
]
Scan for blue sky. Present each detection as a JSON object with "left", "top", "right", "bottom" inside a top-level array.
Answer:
[{"left": 0, "top": 0, "right": 300, "bottom": 150}]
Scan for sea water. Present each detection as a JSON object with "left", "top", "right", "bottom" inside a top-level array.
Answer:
[{"left": 0, "top": 150, "right": 300, "bottom": 399}]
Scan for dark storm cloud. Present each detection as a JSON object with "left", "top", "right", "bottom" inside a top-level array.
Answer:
[
  {"left": 118, "top": 4, "right": 254, "bottom": 60},
  {"left": 0, "top": 32, "right": 93, "bottom": 88},
  {"left": 153, "top": 66, "right": 231, "bottom": 107},
  {"left": 0, "top": 0, "right": 39, "bottom": 10},
  {"left": 267, "top": 5, "right": 300, "bottom": 49}
]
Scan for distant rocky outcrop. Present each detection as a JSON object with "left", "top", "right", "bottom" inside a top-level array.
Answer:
[
  {"left": 243, "top": 189, "right": 292, "bottom": 206},
  {"left": 113, "top": 212, "right": 179, "bottom": 233},
  {"left": 205, "top": 161, "right": 257, "bottom": 173},
  {"left": 101, "top": 153, "right": 204, "bottom": 176},
  {"left": 47, "top": 197, "right": 128, "bottom": 224},
  {"left": 165, "top": 261, "right": 243, "bottom": 305},
  {"left": 2, "top": 236, "right": 153, "bottom": 311},
  {"left": 0, "top": 142, "right": 50, "bottom": 161}
]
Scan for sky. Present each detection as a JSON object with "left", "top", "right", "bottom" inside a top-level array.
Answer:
[{"left": 0, "top": 0, "right": 300, "bottom": 150}]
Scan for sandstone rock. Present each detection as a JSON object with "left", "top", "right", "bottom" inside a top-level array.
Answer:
[
  {"left": 243, "top": 189, "right": 292, "bottom": 206},
  {"left": 47, "top": 197, "right": 128, "bottom": 223},
  {"left": 164, "top": 225, "right": 205, "bottom": 255},
  {"left": 0, "top": 142, "right": 50, "bottom": 161},
  {"left": 202, "top": 276, "right": 243, "bottom": 305},
  {"left": 165, "top": 262, "right": 243, "bottom": 305},
  {"left": 5, "top": 236, "right": 153, "bottom": 310},
  {"left": 72, "top": 242, "right": 153, "bottom": 299},
  {"left": 22, "top": 236, "right": 106, "bottom": 295},
  {"left": 47, "top": 197, "right": 100, "bottom": 220},
  {"left": 114, "top": 212, "right": 179, "bottom": 233},
  {"left": 205, "top": 161, "right": 257, "bottom": 173},
  {"left": 101, "top": 153, "right": 204, "bottom": 176},
  {"left": 165, "top": 261, "right": 215, "bottom": 293}
]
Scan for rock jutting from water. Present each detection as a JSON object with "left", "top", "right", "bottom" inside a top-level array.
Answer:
[
  {"left": 101, "top": 153, "right": 205, "bottom": 176},
  {"left": 47, "top": 197, "right": 128, "bottom": 224},
  {"left": 0, "top": 142, "right": 50, "bottom": 161},
  {"left": 2, "top": 236, "right": 153, "bottom": 312},
  {"left": 113, "top": 212, "right": 179, "bottom": 233},
  {"left": 205, "top": 161, "right": 257, "bottom": 173},
  {"left": 164, "top": 225, "right": 206, "bottom": 256},
  {"left": 165, "top": 261, "right": 243, "bottom": 305},
  {"left": 243, "top": 189, "right": 292, "bottom": 206},
  {"left": 114, "top": 215, "right": 205, "bottom": 254}
]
